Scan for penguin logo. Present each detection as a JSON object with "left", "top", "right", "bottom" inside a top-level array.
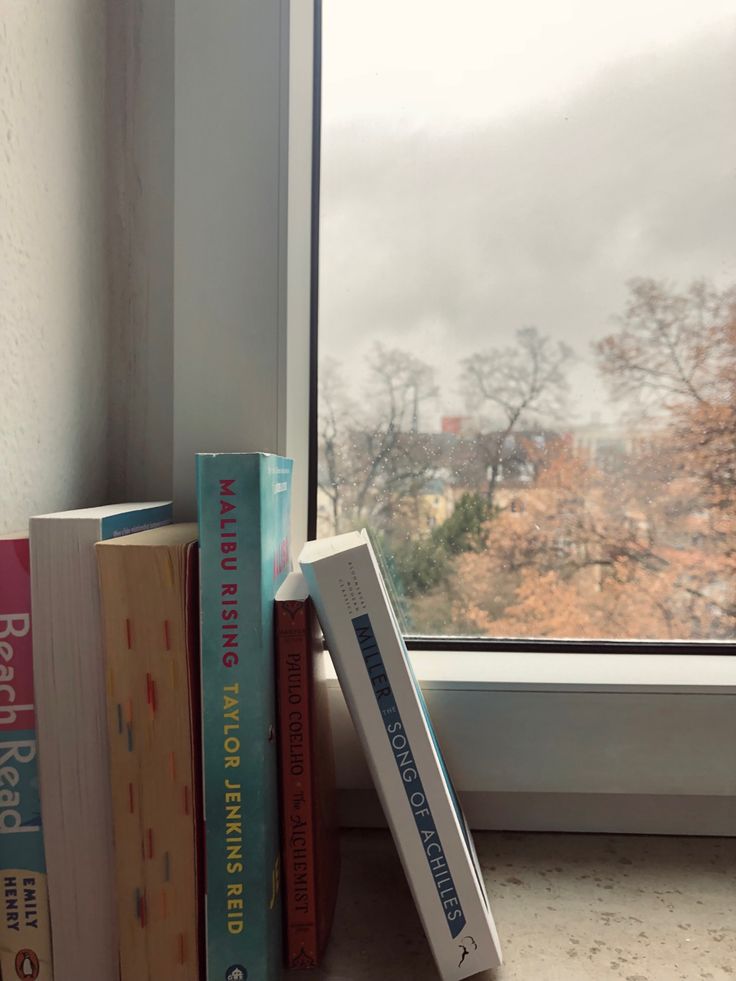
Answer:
[
  {"left": 225, "top": 966, "right": 247, "bottom": 981},
  {"left": 15, "top": 949, "right": 40, "bottom": 979},
  {"left": 457, "top": 936, "right": 477, "bottom": 968}
]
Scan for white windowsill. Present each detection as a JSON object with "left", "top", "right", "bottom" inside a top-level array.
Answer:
[{"left": 325, "top": 650, "right": 736, "bottom": 694}]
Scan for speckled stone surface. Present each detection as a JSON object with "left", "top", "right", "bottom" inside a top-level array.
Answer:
[{"left": 289, "top": 829, "right": 736, "bottom": 981}]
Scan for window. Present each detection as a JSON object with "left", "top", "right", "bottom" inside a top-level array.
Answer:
[{"left": 316, "top": 0, "right": 736, "bottom": 644}]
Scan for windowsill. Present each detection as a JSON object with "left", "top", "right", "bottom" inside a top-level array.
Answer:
[
  {"left": 325, "top": 648, "right": 736, "bottom": 830},
  {"left": 325, "top": 649, "right": 736, "bottom": 694},
  {"left": 303, "top": 828, "right": 736, "bottom": 978}
]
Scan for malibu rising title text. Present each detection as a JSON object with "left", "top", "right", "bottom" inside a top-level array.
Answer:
[
  {"left": 216, "top": 476, "right": 289, "bottom": 937},
  {"left": 218, "top": 478, "right": 246, "bottom": 937}
]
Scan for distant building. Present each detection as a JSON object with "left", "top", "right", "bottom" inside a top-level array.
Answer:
[
  {"left": 396, "top": 477, "right": 456, "bottom": 532},
  {"left": 441, "top": 415, "right": 471, "bottom": 435},
  {"left": 567, "top": 420, "right": 638, "bottom": 469}
]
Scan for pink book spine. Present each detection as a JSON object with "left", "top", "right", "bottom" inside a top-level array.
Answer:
[{"left": 0, "top": 536, "right": 54, "bottom": 979}]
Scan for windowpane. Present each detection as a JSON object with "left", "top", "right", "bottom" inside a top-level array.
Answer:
[{"left": 317, "top": 0, "right": 736, "bottom": 640}]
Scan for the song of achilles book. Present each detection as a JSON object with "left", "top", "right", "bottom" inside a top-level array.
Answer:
[{"left": 299, "top": 531, "right": 502, "bottom": 981}]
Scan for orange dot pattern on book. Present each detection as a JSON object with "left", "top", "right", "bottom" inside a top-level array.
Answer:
[{"left": 105, "top": 608, "right": 198, "bottom": 981}]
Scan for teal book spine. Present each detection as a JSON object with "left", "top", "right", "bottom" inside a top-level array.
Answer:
[{"left": 197, "top": 453, "right": 293, "bottom": 981}]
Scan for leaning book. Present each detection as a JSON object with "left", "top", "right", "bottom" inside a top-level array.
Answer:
[
  {"left": 299, "top": 531, "right": 502, "bottom": 981},
  {"left": 0, "top": 534, "right": 53, "bottom": 980},
  {"left": 198, "top": 452, "right": 292, "bottom": 981}
]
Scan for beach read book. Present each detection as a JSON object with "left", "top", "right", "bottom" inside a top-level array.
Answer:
[{"left": 299, "top": 531, "right": 502, "bottom": 981}]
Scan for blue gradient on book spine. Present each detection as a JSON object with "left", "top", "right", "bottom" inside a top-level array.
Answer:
[
  {"left": 352, "top": 613, "right": 467, "bottom": 938},
  {"left": 370, "top": 544, "right": 490, "bottom": 909},
  {"left": 395, "top": 625, "right": 490, "bottom": 907},
  {"left": 100, "top": 504, "right": 173, "bottom": 540},
  {"left": 0, "top": 748, "right": 43, "bottom": 867}
]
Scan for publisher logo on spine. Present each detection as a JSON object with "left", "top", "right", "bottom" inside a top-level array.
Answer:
[
  {"left": 15, "top": 949, "right": 40, "bottom": 979},
  {"left": 225, "top": 966, "right": 247, "bottom": 981}
]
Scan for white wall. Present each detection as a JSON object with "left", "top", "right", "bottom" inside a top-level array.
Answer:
[
  {"left": 1, "top": 0, "right": 307, "bottom": 533},
  {"left": 0, "top": 0, "right": 109, "bottom": 533}
]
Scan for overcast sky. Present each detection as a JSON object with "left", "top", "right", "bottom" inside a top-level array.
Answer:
[{"left": 319, "top": 0, "right": 736, "bottom": 428}]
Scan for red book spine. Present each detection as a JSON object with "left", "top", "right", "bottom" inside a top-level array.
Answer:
[{"left": 276, "top": 599, "right": 319, "bottom": 969}]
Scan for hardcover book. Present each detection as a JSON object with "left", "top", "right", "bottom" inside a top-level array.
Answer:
[
  {"left": 197, "top": 453, "right": 292, "bottom": 981},
  {"left": 29, "top": 502, "right": 172, "bottom": 981},
  {"left": 299, "top": 531, "right": 503, "bottom": 981},
  {"left": 0, "top": 534, "right": 53, "bottom": 980},
  {"left": 275, "top": 572, "right": 340, "bottom": 969},
  {"left": 96, "top": 524, "right": 203, "bottom": 981}
]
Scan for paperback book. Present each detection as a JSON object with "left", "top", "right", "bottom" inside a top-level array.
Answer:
[
  {"left": 198, "top": 453, "right": 292, "bottom": 981},
  {"left": 0, "top": 534, "right": 53, "bottom": 980},
  {"left": 299, "top": 531, "right": 502, "bottom": 981},
  {"left": 275, "top": 572, "right": 340, "bottom": 969},
  {"left": 30, "top": 502, "right": 172, "bottom": 981},
  {"left": 97, "top": 523, "right": 203, "bottom": 981}
]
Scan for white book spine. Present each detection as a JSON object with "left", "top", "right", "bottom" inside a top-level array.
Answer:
[
  {"left": 29, "top": 503, "right": 171, "bottom": 981},
  {"left": 300, "top": 534, "right": 502, "bottom": 981}
]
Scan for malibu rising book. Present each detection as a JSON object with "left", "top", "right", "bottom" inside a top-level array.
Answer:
[
  {"left": 0, "top": 534, "right": 53, "bottom": 980},
  {"left": 197, "top": 453, "right": 292, "bottom": 981},
  {"left": 299, "top": 531, "right": 502, "bottom": 981}
]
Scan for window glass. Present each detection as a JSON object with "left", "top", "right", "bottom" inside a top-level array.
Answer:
[{"left": 318, "top": 0, "right": 736, "bottom": 640}]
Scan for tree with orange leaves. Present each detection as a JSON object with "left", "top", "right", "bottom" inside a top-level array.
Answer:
[{"left": 447, "top": 279, "right": 736, "bottom": 640}]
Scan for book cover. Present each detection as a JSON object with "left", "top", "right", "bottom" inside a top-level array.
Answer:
[
  {"left": 0, "top": 535, "right": 53, "bottom": 980},
  {"left": 299, "top": 531, "right": 502, "bottom": 981},
  {"left": 29, "top": 502, "right": 172, "bottom": 981},
  {"left": 197, "top": 453, "right": 293, "bottom": 981},
  {"left": 96, "top": 524, "right": 203, "bottom": 981},
  {"left": 275, "top": 573, "right": 340, "bottom": 969}
]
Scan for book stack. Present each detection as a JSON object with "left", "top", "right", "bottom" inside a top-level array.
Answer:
[{"left": 1, "top": 451, "right": 501, "bottom": 981}]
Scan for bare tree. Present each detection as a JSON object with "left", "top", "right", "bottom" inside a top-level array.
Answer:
[
  {"left": 318, "top": 357, "right": 354, "bottom": 534},
  {"left": 317, "top": 345, "right": 439, "bottom": 532},
  {"left": 594, "top": 278, "right": 733, "bottom": 410},
  {"left": 460, "top": 326, "right": 573, "bottom": 504},
  {"left": 368, "top": 343, "right": 438, "bottom": 433}
]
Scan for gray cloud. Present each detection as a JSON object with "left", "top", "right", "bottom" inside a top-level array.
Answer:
[{"left": 319, "top": 25, "right": 736, "bottom": 422}]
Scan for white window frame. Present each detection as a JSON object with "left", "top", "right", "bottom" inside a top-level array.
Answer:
[{"left": 170, "top": 0, "right": 736, "bottom": 834}]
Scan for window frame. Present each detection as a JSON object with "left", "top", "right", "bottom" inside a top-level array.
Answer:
[
  {"left": 309, "top": 0, "right": 735, "bottom": 658},
  {"left": 170, "top": 0, "right": 736, "bottom": 833}
]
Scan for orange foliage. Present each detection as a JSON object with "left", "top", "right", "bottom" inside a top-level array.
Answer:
[{"left": 448, "top": 284, "right": 736, "bottom": 641}]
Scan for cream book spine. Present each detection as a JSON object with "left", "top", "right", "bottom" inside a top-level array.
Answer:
[{"left": 299, "top": 531, "right": 502, "bottom": 981}]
